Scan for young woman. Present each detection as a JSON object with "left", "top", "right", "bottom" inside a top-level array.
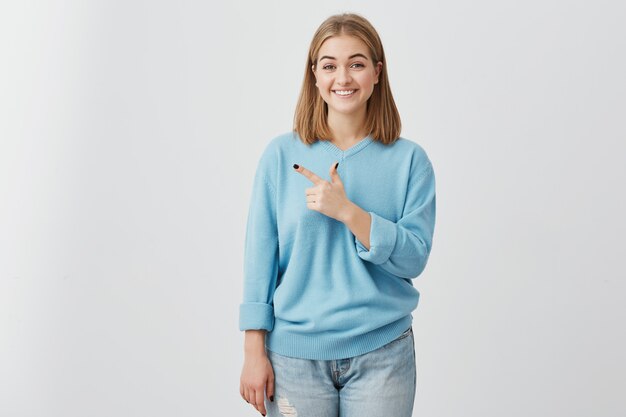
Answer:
[{"left": 239, "top": 12, "right": 436, "bottom": 417}]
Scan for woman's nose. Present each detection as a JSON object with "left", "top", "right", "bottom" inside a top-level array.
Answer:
[{"left": 336, "top": 67, "right": 352, "bottom": 84}]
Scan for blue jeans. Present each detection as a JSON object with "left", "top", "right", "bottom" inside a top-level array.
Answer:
[{"left": 264, "top": 326, "right": 416, "bottom": 417}]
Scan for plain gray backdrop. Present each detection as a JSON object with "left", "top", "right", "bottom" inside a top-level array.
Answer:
[{"left": 1, "top": 1, "right": 624, "bottom": 416}]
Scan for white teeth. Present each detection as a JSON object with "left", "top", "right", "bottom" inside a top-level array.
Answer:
[{"left": 334, "top": 90, "right": 355, "bottom": 96}]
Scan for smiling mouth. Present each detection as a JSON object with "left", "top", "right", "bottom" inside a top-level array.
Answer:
[{"left": 333, "top": 89, "right": 357, "bottom": 97}]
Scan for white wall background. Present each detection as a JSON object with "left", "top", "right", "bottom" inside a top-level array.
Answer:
[{"left": 1, "top": 1, "right": 624, "bottom": 416}]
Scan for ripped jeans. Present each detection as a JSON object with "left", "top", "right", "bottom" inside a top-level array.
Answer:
[{"left": 264, "top": 326, "right": 416, "bottom": 417}]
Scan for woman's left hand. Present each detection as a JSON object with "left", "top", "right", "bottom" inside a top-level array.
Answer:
[{"left": 293, "top": 162, "right": 354, "bottom": 223}]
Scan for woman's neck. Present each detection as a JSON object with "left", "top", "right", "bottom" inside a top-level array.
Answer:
[{"left": 327, "top": 108, "right": 369, "bottom": 150}]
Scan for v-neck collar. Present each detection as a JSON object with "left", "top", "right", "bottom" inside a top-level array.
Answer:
[{"left": 318, "top": 134, "right": 374, "bottom": 160}]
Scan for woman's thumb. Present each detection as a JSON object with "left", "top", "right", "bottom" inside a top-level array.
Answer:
[
  {"left": 266, "top": 372, "right": 275, "bottom": 403},
  {"left": 330, "top": 162, "right": 342, "bottom": 184}
]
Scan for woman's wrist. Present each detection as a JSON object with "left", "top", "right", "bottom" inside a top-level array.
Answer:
[
  {"left": 244, "top": 329, "right": 267, "bottom": 356},
  {"left": 339, "top": 201, "right": 358, "bottom": 224},
  {"left": 341, "top": 202, "right": 372, "bottom": 250}
]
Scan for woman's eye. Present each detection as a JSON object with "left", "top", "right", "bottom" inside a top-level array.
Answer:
[{"left": 322, "top": 63, "right": 365, "bottom": 70}]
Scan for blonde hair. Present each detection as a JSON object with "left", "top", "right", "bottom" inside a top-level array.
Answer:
[{"left": 293, "top": 12, "right": 401, "bottom": 145}]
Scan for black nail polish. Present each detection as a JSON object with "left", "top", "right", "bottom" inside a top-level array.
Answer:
[
  {"left": 270, "top": 395, "right": 274, "bottom": 402},
  {"left": 293, "top": 164, "right": 299, "bottom": 169},
  {"left": 335, "top": 162, "right": 339, "bottom": 169}
]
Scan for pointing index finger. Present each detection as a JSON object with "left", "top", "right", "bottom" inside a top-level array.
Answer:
[{"left": 293, "top": 164, "right": 323, "bottom": 184}]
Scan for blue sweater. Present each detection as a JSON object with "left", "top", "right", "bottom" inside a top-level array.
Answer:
[{"left": 239, "top": 131, "right": 436, "bottom": 360}]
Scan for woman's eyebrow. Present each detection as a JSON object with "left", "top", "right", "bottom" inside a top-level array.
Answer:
[{"left": 319, "top": 53, "right": 369, "bottom": 62}]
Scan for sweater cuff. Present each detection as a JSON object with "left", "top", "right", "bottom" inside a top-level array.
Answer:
[
  {"left": 239, "top": 302, "right": 275, "bottom": 331},
  {"left": 355, "top": 211, "right": 397, "bottom": 265}
]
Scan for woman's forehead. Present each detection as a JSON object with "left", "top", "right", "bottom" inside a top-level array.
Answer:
[{"left": 318, "top": 35, "right": 369, "bottom": 59}]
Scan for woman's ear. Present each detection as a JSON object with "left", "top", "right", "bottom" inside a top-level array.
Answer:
[{"left": 375, "top": 61, "right": 383, "bottom": 84}]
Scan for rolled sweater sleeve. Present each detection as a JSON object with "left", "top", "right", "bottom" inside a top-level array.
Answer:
[
  {"left": 355, "top": 159, "right": 436, "bottom": 279},
  {"left": 239, "top": 152, "right": 279, "bottom": 331}
]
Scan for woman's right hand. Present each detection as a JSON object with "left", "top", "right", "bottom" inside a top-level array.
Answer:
[{"left": 240, "top": 330, "right": 274, "bottom": 416}]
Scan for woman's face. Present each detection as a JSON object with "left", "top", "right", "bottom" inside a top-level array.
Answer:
[{"left": 312, "top": 35, "right": 382, "bottom": 117}]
